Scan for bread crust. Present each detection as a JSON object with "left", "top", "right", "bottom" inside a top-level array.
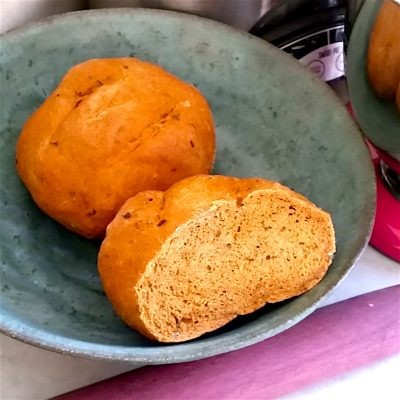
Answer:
[
  {"left": 16, "top": 58, "right": 215, "bottom": 238},
  {"left": 98, "top": 175, "right": 335, "bottom": 342}
]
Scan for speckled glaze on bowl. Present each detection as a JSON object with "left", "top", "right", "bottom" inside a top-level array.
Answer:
[
  {"left": 347, "top": 0, "right": 400, "bottom": 156},
  {"left": 0, "top": 9, "right": 375, "bottom": 363}
]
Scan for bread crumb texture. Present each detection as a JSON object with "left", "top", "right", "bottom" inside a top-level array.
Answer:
[
  {"left": 16, "top": 58, "right": 215, "bottom": 238},
  {"left": 98, "top": 175, "right": 335, "bottom": 342}
]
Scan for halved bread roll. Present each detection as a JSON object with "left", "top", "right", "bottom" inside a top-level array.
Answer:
[{"left": 98, "top": 175, "right": 335, "bottom": 342}]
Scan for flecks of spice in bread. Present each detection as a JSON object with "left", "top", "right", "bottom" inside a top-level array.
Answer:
[{"left": 98, "top": 175, "right": 335, "bottom": 342}]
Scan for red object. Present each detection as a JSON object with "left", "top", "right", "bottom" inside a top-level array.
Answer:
[
  {"left": 367, "top": 141, "right": 400, "bottom": 262},
  {"left": 348, "top": 102, "right": 400, "bottom": 261},
  {"left": 56, "top": 286, "right": 400, "bottom": 400}
]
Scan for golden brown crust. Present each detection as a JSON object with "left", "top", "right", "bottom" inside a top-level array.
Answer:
[
  {"left": 367, "top": 0, "right": 400, "bottom": 100},
  {"left": 16, "top": 58, "right": 215, "bottom": 238},
  {"left": 98, "top": 175, "right": 335, "bottom": 342}
]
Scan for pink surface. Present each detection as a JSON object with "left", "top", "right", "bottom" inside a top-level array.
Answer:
[{"left": 57, "top": 286, "right": 400, "bottom": 400}]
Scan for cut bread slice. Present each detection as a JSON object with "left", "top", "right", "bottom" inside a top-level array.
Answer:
[{"left": 98, "top": 175, "right": 335, "bottom": 342}]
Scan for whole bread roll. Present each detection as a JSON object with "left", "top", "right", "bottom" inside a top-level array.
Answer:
[
  {"left": 16, "top": 58, "right": 215, "bottom": 238},
  {"left": 367, "top": 0, "right": 400, "bottom": 100},
  {"left": 98, "top": 175, "right": 335, "bottom": 343}
]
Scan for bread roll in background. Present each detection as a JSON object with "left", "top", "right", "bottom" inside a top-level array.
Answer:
[
  {"left": 16, "top": 58, "right": 215, "bottom": 238},
  {"left": 367, "top": 0, "right": 400, "bottom": 100},
  {"left": 98, "top": 175, "right": 335, "bottom": 343}
]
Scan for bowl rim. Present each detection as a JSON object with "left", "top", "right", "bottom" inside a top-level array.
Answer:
[{"left": 0, "top": 7, "right": 376, "bottom": 364}]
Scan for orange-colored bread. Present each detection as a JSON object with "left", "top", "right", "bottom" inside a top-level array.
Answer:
[
  {"left": 367, "top": 0, "right": 400, "bottom": 99},
  {"left": 16, "top": 58, "right": 215, "bottom": 238},
  {"left": 98, "top": 175, "right": 335, "bottom": 343}
]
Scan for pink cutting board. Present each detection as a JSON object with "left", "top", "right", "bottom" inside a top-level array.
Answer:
[{"left": 57, "top": 285, "right": 400, "bottom": 400}]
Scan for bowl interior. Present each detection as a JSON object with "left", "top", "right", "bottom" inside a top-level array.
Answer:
[
  {"left": 346, "top": 0, "right": 400, "bottom": 156},
  {"left": 0, "top": 9, "right": 375, "bottom": 363}
]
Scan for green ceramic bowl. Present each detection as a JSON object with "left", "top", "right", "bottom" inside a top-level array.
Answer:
[
  {"left": 0, "top": 9, "right": 375, "bottom": 363},
  {"left": 347, "top": 0, "right": 400, "bottom": 157}
]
